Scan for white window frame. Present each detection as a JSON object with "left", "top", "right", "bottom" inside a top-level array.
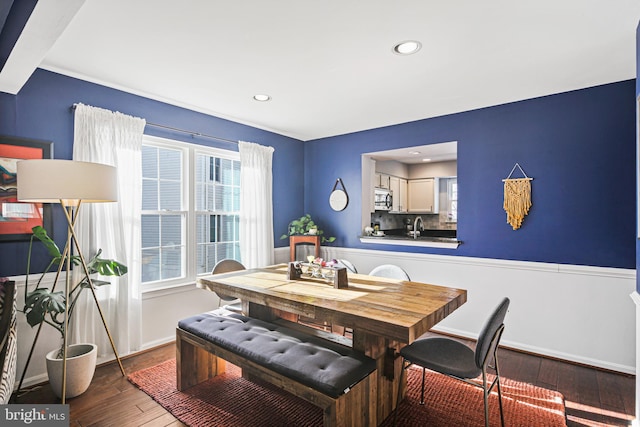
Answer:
[
  {"left": 446, "top": 178, "right": 458, "bottom": 223},
  {"left": 141, "top": 135, "right": 240, "bottom": 292}
]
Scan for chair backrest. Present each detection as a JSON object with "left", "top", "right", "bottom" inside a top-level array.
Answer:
[
  {"left": 338, "top": 259, "right": 358, "bottom": 274},
  {"left": 212, "top": 259, "right": 245, "bottom": 301},
  {"left": 474, "top": 297, "right": 510, "bottom": 369},
  {"left": 212, "top": 259, "right": 245, "bottom": 275},
  {"left": 368, "top": 264, "right": 410, "bottom": 281}
]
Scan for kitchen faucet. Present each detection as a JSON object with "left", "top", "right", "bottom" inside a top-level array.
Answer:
[{"left": 412, "top": 216, "right": 423, "bottom": 239}]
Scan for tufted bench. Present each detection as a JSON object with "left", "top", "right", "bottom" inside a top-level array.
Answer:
[{"left": 176, "top": 313, "right": 377, "bottom": 427}]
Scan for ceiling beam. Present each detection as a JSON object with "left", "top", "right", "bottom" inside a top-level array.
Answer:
[{"left": 0, "top": 0, "right": 85, "bottom": 94}]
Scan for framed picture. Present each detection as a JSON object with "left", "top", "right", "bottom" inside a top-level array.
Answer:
[{"left": 0, "top": 135, "right": 53, "bottom": 241}]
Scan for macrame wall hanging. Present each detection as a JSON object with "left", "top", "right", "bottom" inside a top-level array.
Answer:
[{"left": 502, "top": 163, "right": 533, "bottom": 230}]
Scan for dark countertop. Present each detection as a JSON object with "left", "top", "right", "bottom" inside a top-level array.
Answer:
[
  {"left": 383, "top": 228, "right": 457, "bottom": 238},
  {"left": 360, "top": 228, "right": 460, "bottom": 246}
]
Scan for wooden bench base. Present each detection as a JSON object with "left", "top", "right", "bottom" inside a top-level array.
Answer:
[{"left": 177, "top": 327, "right": 377, "bottom": 427}]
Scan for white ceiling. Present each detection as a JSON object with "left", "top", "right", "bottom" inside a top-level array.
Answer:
[{"left": 3, "top": 0, "right": 639, "bottom": 141}]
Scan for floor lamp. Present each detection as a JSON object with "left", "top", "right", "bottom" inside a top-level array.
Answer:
[{"left": 17, "top": 159, "right": 126, "bottom": 404}]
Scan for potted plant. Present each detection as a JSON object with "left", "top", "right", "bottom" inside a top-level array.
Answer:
[
  {"left": 22, "top": 225, "right": 127, "bottom": 398},
  {"left": 280, "top": 214, "right": 336, "bottom": 244}
]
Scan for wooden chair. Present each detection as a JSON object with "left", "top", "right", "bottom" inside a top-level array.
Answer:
[{"left": 211, "top": 259, "right": 245, "bottom": 313}]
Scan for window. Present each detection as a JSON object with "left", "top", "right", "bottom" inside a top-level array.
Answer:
[
  {"left": 194, "top": 154, "right": 240, "bottom": 274},
  {"left": 141, "top": 135, "right": 240, "bottom": 289},
  {"left": 447, "top": 178, "right": 458, "bottom": 222}
]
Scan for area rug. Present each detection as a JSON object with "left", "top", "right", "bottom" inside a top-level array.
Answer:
[{"left": 128, "top": 359, "right": 567, "bottom": 427}]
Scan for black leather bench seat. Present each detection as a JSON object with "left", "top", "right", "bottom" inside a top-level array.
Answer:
[{"left": 178, "top": 313, "right": 376, "bottom": 398}]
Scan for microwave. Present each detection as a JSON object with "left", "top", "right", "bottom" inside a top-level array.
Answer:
[{"left": 374, "top": 188, "right": 392, "bottom": 211}]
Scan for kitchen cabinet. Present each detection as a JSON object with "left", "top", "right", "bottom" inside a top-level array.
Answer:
[
  {"left": 408, "top": 178, "right": 438, "bottom": 213},
  {"left": 375, "top": 173, "right": 390, "bottom": 189},
  {"left": 367, "top": 158, "right": 376, "bottom": 213},
  {"left": 399, "top": 178, "right": 408, "bottom": 213},
  {"left": 390, "top": 176, "right": 408, "bottom": 213}
]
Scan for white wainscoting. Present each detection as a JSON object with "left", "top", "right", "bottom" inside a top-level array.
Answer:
[
  {"left": 301, "top": 246, "right": 636, "bottom": 374},
  {"left": 10, "top": 274, "right": 219, "bottom": 389},
  {"left": 631, "top": 291, "right": 640, "bottom": 425},
  {"left": 11, "top": 275, "right": 63, "bottom": 388},
  {"left": 10, "top": 247, "right": 636, "bottom": 388}
]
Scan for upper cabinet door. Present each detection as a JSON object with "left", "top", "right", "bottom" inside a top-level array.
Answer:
[
  {"left": 376, "top": 173, "right": 390, "bottom": 189},
  {"left": 408, "top": 178, "right": 439, "bottom": 213},
  {"left": 399, "top": 178, "right": 408, "bottom": 212},
  {"left": 390, "top": 176, "right": 400, "bottom": 212},
  {"left": 389, "top": 176, "right": 408, "bottom": 213}
]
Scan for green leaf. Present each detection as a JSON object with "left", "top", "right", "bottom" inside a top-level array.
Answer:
[
  {"left": 95, "top": 259, "right": 128, "bottom": 277},
  {"left": 23, "top": 288, "right": 65, "bottom": 328},
  {"left": 282, "top": 214, "right": 335, "bottom": 243},
  {"left": 85, "top": 249, "right": 128, "bottom": 277},
  {"left": 90, "top": 279, "right": 111, "bottom": 287},
  {"left": 31, "top": 226, "right": 62, "bottom": 260},
  {"left": 24, "top": 225, "right": 128, "bottom": 348}
]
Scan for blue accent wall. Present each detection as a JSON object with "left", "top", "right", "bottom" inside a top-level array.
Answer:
[
  {"left": 305, "top": 80, "right": 636, "bottom": 269},
  {"left": 0, "top": 74, "right": 636, "bottom": 275},
  {"left": 0, "top": 69, "right": 304, "bottom": 277}
]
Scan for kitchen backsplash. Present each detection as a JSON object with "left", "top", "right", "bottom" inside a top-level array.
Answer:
[{"left": 370, "top": 212, "right": 457, "bottom": 231}]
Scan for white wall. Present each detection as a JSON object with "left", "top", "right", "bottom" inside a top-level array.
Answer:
[
  {"left": 11, "top": 245, "right": 636, "bottom": 388},
  {"left": 140, "top": 284, "right": 220, "bottom": 349},
  {"left": 408, "top": 160, "right": 457, "bottom": 179},
  {"left": 317, "top": 246, "right": 636, "bottom": 373},
  {"left": 12, "top": 276, "right": 220, "bottom": 388},
  {"left": 375, "top": 160, "right": 409, "bottom": 178}
]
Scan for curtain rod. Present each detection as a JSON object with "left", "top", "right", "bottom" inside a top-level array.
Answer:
[
  {"left": 144, "top": 122, "right": 238, "bottom": 145},
  {"left": 71, "top": 104, "right": 238, "bottom": 145}
]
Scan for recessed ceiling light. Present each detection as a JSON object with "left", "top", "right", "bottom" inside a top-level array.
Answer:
[
  {"left": 393, "top": 40, "right": 421, "bottom": 55},
  {"left": 422, "top": 158, "right": 432, "bottom": 162},
  {"left": 253, "top": 94, "right": 271, "bottom": 102},
  {"left": 408, "top": 151, "right": 421, "bottom": 155}
]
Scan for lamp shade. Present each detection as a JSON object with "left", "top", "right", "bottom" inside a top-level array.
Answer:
[{"left": 17, "top": 159, "right": 117, "bottom": 204}]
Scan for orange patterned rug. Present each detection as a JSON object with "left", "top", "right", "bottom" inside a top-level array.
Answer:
[{"left": 128, "top": 359, "right": 566, "bottom": 427}]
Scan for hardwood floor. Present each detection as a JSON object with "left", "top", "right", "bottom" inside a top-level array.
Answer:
[
  {"left": 498, "top": 348, "right": 635, "bottom": 426},
  {"left": 13, "top": 341, "right": 635, "bottom": 426}
]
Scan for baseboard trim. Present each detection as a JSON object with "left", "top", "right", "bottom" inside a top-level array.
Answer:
[
  {"left": 432, "top": 326, "right": 634, "bottom": 376},
  {"left": 140, "top": 336, "right": 175, "bottom": 352},
  {"left": 433, "top": 325, "right": 635, "bottom": 375},
  {"left": 632, "top": 291, "right": 640, "bottom": 421}
]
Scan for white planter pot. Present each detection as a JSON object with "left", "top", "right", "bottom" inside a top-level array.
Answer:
[{"left": 46, "top": 343, "right": 97, "bottom": 399}]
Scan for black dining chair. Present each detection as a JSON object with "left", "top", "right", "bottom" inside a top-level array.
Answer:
[
  {"left": 337, "top": 259, "right": 358, "bottom": 274},
  {"left": 211, "top": 259, "right": 245, "bottom": 313},
  {"left": 394, "top": 297, "right": 510, "bottom": 427}
]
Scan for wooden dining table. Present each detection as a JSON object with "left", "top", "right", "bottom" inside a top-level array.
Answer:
[{"left": 197, "top": 263, "right": 467, "bottom": 425}]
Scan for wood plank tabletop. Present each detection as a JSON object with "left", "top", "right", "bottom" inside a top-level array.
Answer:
[{"left": 197, "top": 263, "right": 467, "bottom": 343}]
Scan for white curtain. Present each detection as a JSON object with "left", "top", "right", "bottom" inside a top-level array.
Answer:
[
  {"left": 71, "top": 103, "right": 146, "bottom": 358},
  {"left": 239, "top": 141, "right": 274, "bottom": 268}
]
